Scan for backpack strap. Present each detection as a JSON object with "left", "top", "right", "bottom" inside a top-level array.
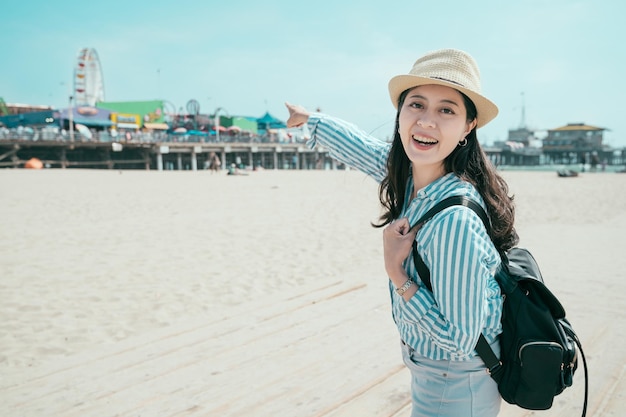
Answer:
[
  {"left": 410, "top": 195, "right": 504, "bottom": 380},
  {"left": 410, "top": 195, "right": 491, "bottom": 234}
]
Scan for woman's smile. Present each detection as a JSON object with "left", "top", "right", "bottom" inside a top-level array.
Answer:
[{"left": 411, "top": 134, "right": 438, "bottom": 146}]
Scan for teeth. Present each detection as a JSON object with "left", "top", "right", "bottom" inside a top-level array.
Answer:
[{"left": 412, "top": 135, "right": 437, "bottom": 144}]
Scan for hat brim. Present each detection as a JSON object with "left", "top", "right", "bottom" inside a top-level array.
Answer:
[{"left": 388, "top": 75, "right": 499, "bottom": 128}]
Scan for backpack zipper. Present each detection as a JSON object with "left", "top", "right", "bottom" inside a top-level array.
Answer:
[{"left": 519, "top": 341, "right": 563, "bottom": 363}]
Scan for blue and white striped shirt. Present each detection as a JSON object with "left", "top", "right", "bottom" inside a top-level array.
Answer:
[{"left": 307, "top": 113, "right": 503, "bottom": 361}]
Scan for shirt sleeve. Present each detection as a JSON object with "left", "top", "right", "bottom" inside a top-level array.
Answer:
[
  {"left": 306, "top": 113, "right": 390, "bottom": 183},
  {"left": 400, "top": 207, "right": 499, "bottom": 357}
]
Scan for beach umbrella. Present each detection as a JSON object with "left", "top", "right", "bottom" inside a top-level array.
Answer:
[
  {"left": 75, "top": 123, "right": 92, "bottom": 140},
  {"left": 173, "top": 127, "right": 187, "bottom": 133},
  {"left": 227, "top": 126, "right": 242, "bottom": 132}
]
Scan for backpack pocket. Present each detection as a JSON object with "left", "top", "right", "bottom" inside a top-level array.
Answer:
[{"left": 516, "top": 341, "right": 563, "bottom": 409}]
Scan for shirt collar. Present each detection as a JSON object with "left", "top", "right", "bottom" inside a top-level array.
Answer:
[
  {"left": 406, "top": 172, "right": 458, "bottom": 203},
  {"left": 403, "top": 172, "right": 462, "bottom": 225}
]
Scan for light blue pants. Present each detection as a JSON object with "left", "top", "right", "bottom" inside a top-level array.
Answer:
[{"left": 401, "top": 340, "right": 501, "bottom": 417}]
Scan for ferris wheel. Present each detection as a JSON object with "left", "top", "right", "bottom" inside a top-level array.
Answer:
[{"left": 73, "top": 48, "right": 105, "bottom": 107}]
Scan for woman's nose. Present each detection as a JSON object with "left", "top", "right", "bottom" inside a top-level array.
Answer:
[{"left": 416, "top": 116, "right": 435, "bottom": 128}]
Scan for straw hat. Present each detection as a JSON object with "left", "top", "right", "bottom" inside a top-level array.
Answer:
[{"left": 388, "top": 48, "right": 498, "bottom": 128}]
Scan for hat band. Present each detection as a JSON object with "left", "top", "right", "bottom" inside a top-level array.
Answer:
[{"left": 430, "top": 76, "right": 465, "bottom": 87}]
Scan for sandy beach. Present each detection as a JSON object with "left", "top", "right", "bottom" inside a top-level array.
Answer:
[{"left": 1, "top": 168, "right": 625, "bottom": 416}]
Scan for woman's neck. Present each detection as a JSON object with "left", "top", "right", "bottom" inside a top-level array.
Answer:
[{"left": 411, "top": 164, "right": 446, "bottom": 197}]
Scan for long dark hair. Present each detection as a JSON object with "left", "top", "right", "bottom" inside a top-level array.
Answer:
[{"left": 375, "top": 88, "right": 519, "bottom": 253}]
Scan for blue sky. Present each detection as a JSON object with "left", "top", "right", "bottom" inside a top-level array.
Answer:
[{"left": 1, "top": 0, "right": 624, "bottom": 147}]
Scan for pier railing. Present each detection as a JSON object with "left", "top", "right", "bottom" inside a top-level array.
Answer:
[
  {"left": 1, "top": 127, "right": 624, "bottom": 170},
  {"left": 0, "top": 137, "right": 339, "bottom": 171}
]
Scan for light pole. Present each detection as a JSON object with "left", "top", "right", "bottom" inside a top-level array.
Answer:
[
  {"left": 68, "top": 94, "right": 75, "bottom": 142},
  {"left": 214, "top": 107, "right": 228, "bottom": 142}
]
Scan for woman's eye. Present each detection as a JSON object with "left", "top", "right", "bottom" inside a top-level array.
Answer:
[
  {"left": 441, "top": 108, "right": 455, "bottom": 114},
  {"left": 409, "top": 102, "right": 424, "bottom": 109}
]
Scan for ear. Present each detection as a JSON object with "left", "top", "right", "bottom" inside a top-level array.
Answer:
[{"left": 465, "top": 119, "right": 477, "bottom": 136}]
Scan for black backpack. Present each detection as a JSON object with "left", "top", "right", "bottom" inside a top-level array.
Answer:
[{"left": 410, "top": 195, "right": 588, "bottom": 416}]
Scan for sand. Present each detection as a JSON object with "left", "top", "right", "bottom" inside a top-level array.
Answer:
[
  {"left": 0, "top": 168, "right": 625, "bottom": 416},
  {"left": 0, "top": 169, "right": 381, "bottom": 365}
]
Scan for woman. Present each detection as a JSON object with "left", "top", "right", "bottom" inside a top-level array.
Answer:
[{"left": 286, "top": 49, "right": 518, "bottom": 417}]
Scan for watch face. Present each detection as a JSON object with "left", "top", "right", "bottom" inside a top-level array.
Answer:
[{"left": 397, "top": 280, "right": 412, "bottom": 295}]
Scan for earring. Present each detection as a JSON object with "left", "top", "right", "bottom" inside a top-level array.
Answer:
[{"left": 458, "top": 137, "right": 468, "bottom": 147}]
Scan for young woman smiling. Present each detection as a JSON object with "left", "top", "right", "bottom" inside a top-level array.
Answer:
[{"left": 286, "top": 48, "right": 518, "bottom": 417}]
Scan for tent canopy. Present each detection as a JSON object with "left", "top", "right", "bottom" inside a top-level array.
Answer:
[{"left": 257, "top": 112, "right": 286, "bottom": 129}]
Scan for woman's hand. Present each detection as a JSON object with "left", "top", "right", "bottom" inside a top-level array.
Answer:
[
  {"left": 383, "top": 218, "right": 418, "bottom": 276},
  {"left": 285, "top": 102, "right": 310, "bottom": 128}
]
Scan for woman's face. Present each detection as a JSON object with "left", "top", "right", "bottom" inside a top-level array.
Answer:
[{"left": 398, "top": 84, "right": 476, "bottom": 175}]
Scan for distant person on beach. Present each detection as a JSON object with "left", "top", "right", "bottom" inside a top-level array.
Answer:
[
  {"left": 208, "top": 152, "right": 221, "bottom": 173},
  {"left": 227, "top": 163, "right": 248, "bottom": 176},
  {"left": 286, "top": 49, "right": 518, "bottom": 417}
]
